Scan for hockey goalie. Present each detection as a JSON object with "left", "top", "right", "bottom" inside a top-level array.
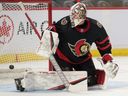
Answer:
[
  {"left": 14, "top": 29, "right": 118, "bottom": 92},
  {"left": 14, "top": 2, "right": 119, "bottom": 92}
]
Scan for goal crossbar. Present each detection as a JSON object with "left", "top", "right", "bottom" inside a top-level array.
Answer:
[{"left": 0, "top": 0, "right": 52, "bottom": 26}]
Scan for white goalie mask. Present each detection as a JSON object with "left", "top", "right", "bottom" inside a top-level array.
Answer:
[{"left": 70, "top": 2, "right": 87, "bottom": 27}]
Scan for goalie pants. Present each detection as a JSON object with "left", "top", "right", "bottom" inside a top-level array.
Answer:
[{"left": 53, "top": 55, "right": 98, "bottom": 86}]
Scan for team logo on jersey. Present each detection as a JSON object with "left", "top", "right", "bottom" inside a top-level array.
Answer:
[
  {"left": 68, "top": 39, "right": 90, "bottom": 57},
  {"left": 97, "top": 21, "right": 102, "bottom": 28},
  {"left": 61, "top": 18, "right": 68, "bottom": 25}
]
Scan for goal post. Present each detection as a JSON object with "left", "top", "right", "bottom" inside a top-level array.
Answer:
[{"left": 0, "top": 0, "right": 52, "bottom": 70}]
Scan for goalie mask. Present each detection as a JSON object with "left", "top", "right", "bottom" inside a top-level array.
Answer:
[{"left": 70, "top": 2, "right": 87, "bottom": 27}]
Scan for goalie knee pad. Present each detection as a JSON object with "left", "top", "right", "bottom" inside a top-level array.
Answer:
[
  {"left": 88, "top": 70, "right": 108, "bottom": 90},
  {"left": 96, "top": 70, "right": 106, "bottom": 85}
]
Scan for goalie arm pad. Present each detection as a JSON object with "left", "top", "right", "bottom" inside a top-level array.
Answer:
[{"left": 98, "top": 54, "right": 119, "bottom": 79}]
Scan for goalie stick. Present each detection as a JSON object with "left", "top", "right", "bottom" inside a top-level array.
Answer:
[
  {"left": 48, "top": 77, "right": 87, "bottom": 90},
  {"left": 18, "top": 2, "right": 70, "bottom": 90}
]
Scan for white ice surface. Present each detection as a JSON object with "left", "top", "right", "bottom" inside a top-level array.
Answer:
[{"left": 0, "top": 56, "right": 128, "bottom": 96}]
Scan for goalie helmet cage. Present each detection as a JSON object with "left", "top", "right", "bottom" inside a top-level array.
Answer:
[{"left": 0, "top": 0, "right": 53, "bottom": 71}]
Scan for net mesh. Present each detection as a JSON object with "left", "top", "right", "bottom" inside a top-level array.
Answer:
[
  {"left": 0, "top": 1, "right": 52, "bottom": 65},
  {"left": 1, "top": 3, "right": 48, "bottom": 11}
]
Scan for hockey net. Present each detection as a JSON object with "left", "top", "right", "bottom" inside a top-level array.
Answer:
[{"left": 0, "top": 0, "right": 52, "bottom": 73}]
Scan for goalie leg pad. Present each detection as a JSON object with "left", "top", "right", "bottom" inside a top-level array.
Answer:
[{"left": 14, "top": 71, "right": 88, "bottom": 92}]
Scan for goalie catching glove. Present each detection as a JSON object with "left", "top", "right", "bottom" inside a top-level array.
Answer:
[{"left": 98, "top": 54, "right": 119, "bottom": 79}]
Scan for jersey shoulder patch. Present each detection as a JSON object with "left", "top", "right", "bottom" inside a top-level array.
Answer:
[
  {"left": 61, "top": 17, "right": 68, "bottom": 25},
  {"left": 96, "top": 21, "right": 103, "bottom": 28}
]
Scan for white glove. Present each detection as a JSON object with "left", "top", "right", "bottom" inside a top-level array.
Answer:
[
  {"left": 97, "top": 54, "right": 119, "bottom": 79},
  {"left": 103, "top": 61, "right": 119, "bottom": 78}
]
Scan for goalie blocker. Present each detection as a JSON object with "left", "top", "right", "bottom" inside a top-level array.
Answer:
[{"left": 14, "top": 71, "right": 87, "bottom": 92}]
